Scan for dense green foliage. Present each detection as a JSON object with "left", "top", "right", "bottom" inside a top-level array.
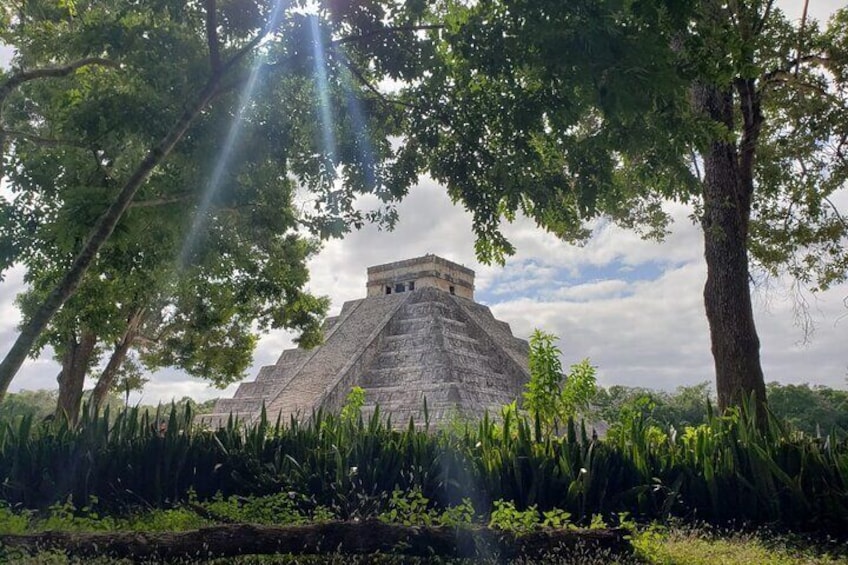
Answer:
[
  {"left": 398, "top": 0, "right": 848, "bottom": 414},
  {"left": 0, "top": 401, "right": 844, "bottom": 534},
  {"left": 593, "top": 383, "right": 714, "bottom": 430},
  {"left": 591, "top": 381, "right": 848, "bottom": 439},
  {"left": 0, "top": 390, "right": 58, "bottom": 423},
  {"left": 400, "top": 1, "right": 848, "bottom": 277},
  {"left": 766, "top": 382, "right": 848, "bottom": 437},
  {"left": 1, "top": 510, "right": 845, "bottom": 564},
  {"left": 522, "top": 330, "right": 597, "bottom": 433},
  {"left": 0, "top": 0, "right": 432, "bottom": 401},
  {"left": 4, "top": 379, "right": 844, "bottom": 438}
]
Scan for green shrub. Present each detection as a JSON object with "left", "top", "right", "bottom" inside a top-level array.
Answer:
[{"left": 0, "top": 399, "right": 845, "bottom": 535}]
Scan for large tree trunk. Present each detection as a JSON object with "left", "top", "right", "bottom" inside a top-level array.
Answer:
[
  {"left": 55, "top": 330, "right": 98, "bottom": 426},
  {"left": 91, "top": 309, "right": 144, "bottom": 411},
  {"left": 695, "top": 80, "right": 768, "bottom": 421}
]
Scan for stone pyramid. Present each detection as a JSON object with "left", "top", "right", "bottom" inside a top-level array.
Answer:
[{"left": 203, "top": 255, "right": 530, "bottom": 428}]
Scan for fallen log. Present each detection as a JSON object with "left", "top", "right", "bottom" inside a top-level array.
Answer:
[{"left": 0, "top": 521, "right": 631, "bottom": 561}]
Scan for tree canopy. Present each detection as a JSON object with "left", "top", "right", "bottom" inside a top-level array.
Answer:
[
  {"left": 396, "top": 0, "right": 848, "bottom": 414},
  {"left": 0, "top": 0, "right": 433, "bottom": 411}
]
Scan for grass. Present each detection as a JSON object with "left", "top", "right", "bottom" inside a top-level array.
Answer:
[{"left": 633, "top": 525, "right": 848, "bottom": 565}]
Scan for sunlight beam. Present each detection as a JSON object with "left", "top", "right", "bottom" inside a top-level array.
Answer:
[
  {"left": 178, "top": 0, "right": 287, "bottom": 267},
  {"left": 309, "top": 16, "right": 338, "bottom": 167}
]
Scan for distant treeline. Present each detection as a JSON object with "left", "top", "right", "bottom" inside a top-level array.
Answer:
[
  {"left": 591, "top": 381, "right": 848, "bottom": 438},
  {"left": 0, "top": 390, "right": 218, "bottom": 423},
  {"left": 2, "top": 381, "right": 846, "bottom": 438}
]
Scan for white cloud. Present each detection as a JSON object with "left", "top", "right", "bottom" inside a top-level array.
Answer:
[
  {"left": 552, "top": 279, "right": 631, "bottom": 301},
  {"left": 490, "top": 261, "right": 714, "bottom": 388}
]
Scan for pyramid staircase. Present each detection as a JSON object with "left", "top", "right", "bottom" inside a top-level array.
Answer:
[
  {"left": 358, "top": 288, "right": 528, "bottom": 425},
  {"left": 203, "top": 286, "right": 530, "bottom": 429}
]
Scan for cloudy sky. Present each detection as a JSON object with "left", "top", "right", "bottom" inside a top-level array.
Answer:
[{"left": 1, "top": 1, "right": 846, "bottom": 404}]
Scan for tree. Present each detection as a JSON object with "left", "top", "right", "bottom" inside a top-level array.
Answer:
[
  {"left": 399, "top": 0, "right": 848, "bottom": 417},
  {"left": 523, "top": 330, "right": 564, "bottom": 427},
  {"left": 0, "top": 0, "right": 433, "bottom": 402},
  {"left": 523, "top": 329, "right": 596, "bottom": 433},
  {"left": 7, "top": 53, "right": 331, "bottom": 421}
]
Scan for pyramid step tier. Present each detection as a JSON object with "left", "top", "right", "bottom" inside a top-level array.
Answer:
[{"left": 206, "top": 284, "right": 531, "bottom": 430}]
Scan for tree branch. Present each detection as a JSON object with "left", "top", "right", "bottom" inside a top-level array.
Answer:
[
  {"left": 335, "top": 52, "right": 413, "bottom": 110},
  {"left": 91, "top": 307, "right": 145, "bottom": 410},
  {"left": 332, "top": 24, "right": 444, "bottom": 46},
  {"left": 219, "top": 0, "right": 288, "bottom": 75},
  {"left": 753, "top": 0, "right": 775, "bottom": 34},
  {"left": 0, "top": 129, "right": 89, "bottom": 149},
  {"left": 133, "top": 334, "right": 160, "bottom": 348},
  {"left": 220, "top": 24, "right": 443, "bottom": 99},
  {"left": 796, "top": 0, "right": 810, "bottom": 78},
  {"left": 690, "top": 151, "right": 703, "bottom": 182},
  {"left": 130, "top": 194, "right": 192, "bottom": 208},
  {"left": 205, "top": 0, "right": 221, "bottom": 72},
  {"left": 824, "top": 196, "right": 847, "bottom": 231},
  {"left": 0, "top": 58, "right": 118, "bottom": 107},
  {"left": 761, "top": 54, "right": 830, "bottom": 84},
  {"left": 0, "top": 75, "right": 221, "bottom": 399}
]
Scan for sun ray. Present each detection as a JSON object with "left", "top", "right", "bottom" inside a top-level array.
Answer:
[
  {"left": 178, "top": 0, "right": 288, "bottom": 267},
  {"left": 308, "top": 15, "right": 338, "bottom": 169}
]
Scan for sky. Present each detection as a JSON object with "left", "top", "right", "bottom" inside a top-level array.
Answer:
[{"left": 0, "top": 1, "right": 846, "bottom": 404}]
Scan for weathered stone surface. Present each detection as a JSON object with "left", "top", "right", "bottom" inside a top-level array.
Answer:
[{"left": 202, "top": 256, "right": 530, "bottom": 429}]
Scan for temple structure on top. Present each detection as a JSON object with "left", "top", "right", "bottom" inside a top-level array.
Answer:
[
  {"left": 203, "top": 254, "right": 530, "bottom": 428},
  {"left": 366, "top": 255, "right": 475, "bottom": 299}
]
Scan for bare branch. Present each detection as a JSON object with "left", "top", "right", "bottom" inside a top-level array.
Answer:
[
  {"left": 691, "top": 151, "right": 703, "bottom": 182},
  {"left": 761, "top": 72, "right": 832, "bottom": 98},
  {"left": 133, "top": 334, "right": 160, "bottom": 348},
  {"left": 205, "top": 0, "right": 221, "bottom": 72},
  {"left": 824, "top": 196, "right": 847, "bottom": 231},
  {"left": 791, "top": 278, "right": 815, "bottom": 345}
]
